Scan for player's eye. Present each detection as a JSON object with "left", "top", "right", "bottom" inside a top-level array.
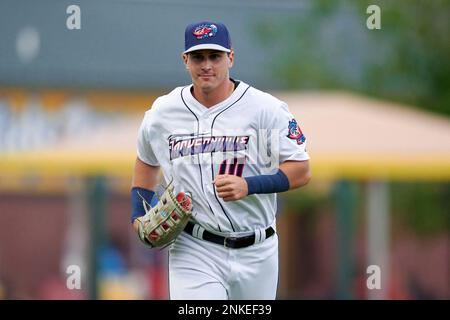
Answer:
[
  {"left": 191, "top": 55, "right": 204, "bottom": 62},
  {"left": 209, "top": 54, "right": 221, "bottom": 62}
]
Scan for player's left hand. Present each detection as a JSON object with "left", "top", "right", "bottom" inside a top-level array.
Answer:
[{"left": 213, "top": 174, "right": 248, "bottom": 202}]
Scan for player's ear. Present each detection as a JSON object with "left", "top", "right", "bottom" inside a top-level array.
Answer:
[
  {"left": 182, "top": 53, "right": 189, "bottom": 69},
  {"left": 227, "top": 50, "right": 234, "bottom": 68}
]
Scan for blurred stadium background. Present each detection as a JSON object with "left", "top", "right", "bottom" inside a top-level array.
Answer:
[{"left": 0, "top": 0, "right": 449, "bottom": 299}]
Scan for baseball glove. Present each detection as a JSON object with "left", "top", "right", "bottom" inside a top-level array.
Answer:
[{"left": 136, "top": 184, "right": 193, "bottom": 248}]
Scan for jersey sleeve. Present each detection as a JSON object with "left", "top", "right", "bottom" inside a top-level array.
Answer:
[
  {"left": 137, "top": 110, "right": 160, "bottom": 166},
  {"left": 268, "top": 102, "right": 310, "bottom": 163}
]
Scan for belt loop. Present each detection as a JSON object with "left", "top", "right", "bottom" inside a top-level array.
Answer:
[
  {"left": 193, "top": 224, "right": 205, "bottom": 239},
  {"left": 254, "top": 227, "right": 266, "bottom": 245}
]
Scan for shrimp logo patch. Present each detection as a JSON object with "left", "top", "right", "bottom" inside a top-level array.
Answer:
[
  {"left": 287, "top": 119, "right": 306, "bottom": 145},
  {"left": 193, "top": 24, "right": 218, "bottom": 40}
]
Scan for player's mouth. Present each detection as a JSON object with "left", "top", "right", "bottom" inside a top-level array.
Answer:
[{"left": 199, "top": 74, "right": 214, "bottom": 79}]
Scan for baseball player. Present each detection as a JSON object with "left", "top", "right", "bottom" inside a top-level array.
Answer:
[{"left": 131, "top": 21, "right": 311, "bottom": 300}]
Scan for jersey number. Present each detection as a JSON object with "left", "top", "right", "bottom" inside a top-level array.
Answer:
[{"left": 218, "top": 157, "right": 245, "bottom": 177}]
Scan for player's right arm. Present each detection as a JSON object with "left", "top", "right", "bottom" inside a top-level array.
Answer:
[
  {"left": 133, "top": 106, "right": 161, "bottom": 233},
  {"left": 131, "top": 157, "right": 160, "bottom": 233}
]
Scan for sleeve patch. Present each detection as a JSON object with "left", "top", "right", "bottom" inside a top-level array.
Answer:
[{"left": 287, "top": 119, "right": 306, "bottom": 145}]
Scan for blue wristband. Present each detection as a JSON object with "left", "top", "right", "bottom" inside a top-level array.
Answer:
[
  {"left": 244, "top": 169, "right": 290, "bottom": 195},
  {"left": 131, "top": 187, "right": 156, "bottom": 224}
]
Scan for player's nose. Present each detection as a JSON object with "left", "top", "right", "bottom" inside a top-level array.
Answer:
[{"left": 200, "top": 59, "right": 212, "bottom": 70}]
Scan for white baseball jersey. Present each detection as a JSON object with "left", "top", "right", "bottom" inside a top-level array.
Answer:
[{"left": 137, "top": 80, "right": 309, "bottom": 235}]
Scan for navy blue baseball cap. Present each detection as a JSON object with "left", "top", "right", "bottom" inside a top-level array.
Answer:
[{"left": 184, "top": 21, "right": 231, "bottom": 54}]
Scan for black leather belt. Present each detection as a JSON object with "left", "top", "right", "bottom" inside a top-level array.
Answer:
[{"left": 184, "top": 221, "right": 275, "bottom": 249}]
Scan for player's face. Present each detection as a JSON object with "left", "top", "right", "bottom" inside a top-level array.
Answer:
[{"left": 183, "top": 50, "right": 234, "bottom": 94}]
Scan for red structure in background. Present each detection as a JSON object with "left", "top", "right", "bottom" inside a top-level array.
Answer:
[{"left": 0, "top": 192, "right": 448, "bottom": 299}]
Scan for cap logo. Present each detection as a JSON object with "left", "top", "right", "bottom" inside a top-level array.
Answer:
[{"left": 193, "top": 24, "right": 218, "bottom": 40}]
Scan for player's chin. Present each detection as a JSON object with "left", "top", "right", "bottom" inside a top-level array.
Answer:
[{"left": 198, "top": 79, "right": 215, "bottom": 90}]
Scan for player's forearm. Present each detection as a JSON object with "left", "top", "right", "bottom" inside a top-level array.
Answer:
[
  {"left": 131, "top": 157, "right": 160, "bottom": 231},
  {"left": 132, "top": 157, "right": 160, "bottom": 190},
  {"left": 279, "top": 160, "right": 311, "bottom": 189}
]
